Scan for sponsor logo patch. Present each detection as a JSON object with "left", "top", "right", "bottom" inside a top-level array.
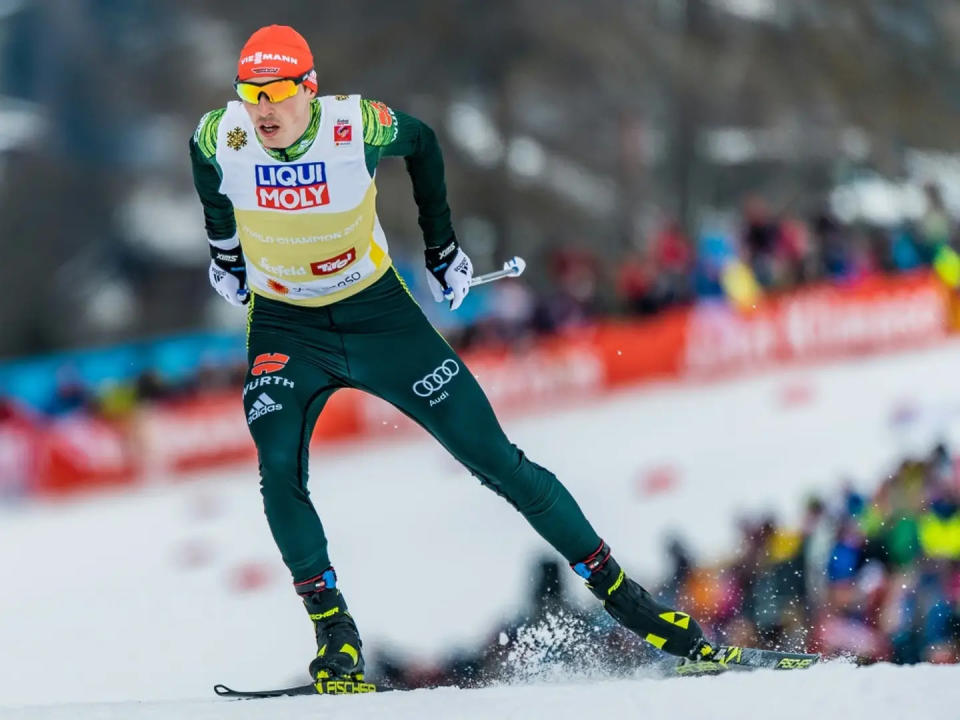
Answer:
[
  {"left": 310, "top": 249, "right": 357, "bottom": 276},
  {"left": 255, "top": 162, "right": 329, "bottom": 210},
  {"left": 243, "top": 375, "right": 294, "bottom": 396},
  {"left": 260, "top": 258, "right": 309, "bottom": 278},
  {"left": 240, "top": 52, "right": 300, "bottom": 65},
  {"left": 251, "top": 353, "right": 289, "bottom": 376},
  {"left": 267, "top": 278, "right": 290, "bottom": 295},
  {"left": 247, "top": 392, "right": 283, "bottom": 424},
  {"left": 334, "top": 121, "right": 352, "bottom": 145},
  {"left": 368, "top": 100, "right": 394, "bottom": 127},
  {"left": 412, "top": 359, "right": 460, "bottom": 398},
  {"left": 226, "top": 127, "right": 247, "bottom": 151}
]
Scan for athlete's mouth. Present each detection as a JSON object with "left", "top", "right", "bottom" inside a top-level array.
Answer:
[{"left": 259, "top": 122, "right": 280, "bottom": 138}]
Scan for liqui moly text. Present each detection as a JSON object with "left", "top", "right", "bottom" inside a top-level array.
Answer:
[{"left": 255, "top": 162, "right": 330, "bottom": 210}]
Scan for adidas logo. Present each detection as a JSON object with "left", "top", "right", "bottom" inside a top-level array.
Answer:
[{"left": 247, "top": 392, "right": 283, "bottom": 424}]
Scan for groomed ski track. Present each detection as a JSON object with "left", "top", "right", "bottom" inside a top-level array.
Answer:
[
  {"left": 5, "top": 663, "right": 957, "bottom": 720},
  {"left": 5, "top": 340, "right": 960, "bottom": 716}
]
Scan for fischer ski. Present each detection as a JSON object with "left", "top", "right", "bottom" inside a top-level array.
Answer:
[
  {"left": 214, "top": 646, "right": 821, "bottom": 698},
  {"left": 674, "top": 646, "right": 820, "bottom": 676},
  {"left": 214, "top": 677, "right": 379, "bottom": 698}
]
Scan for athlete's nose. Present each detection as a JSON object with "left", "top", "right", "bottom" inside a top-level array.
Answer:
[{"left": 257, "top": 94, "right": 271, "bottom": 113}]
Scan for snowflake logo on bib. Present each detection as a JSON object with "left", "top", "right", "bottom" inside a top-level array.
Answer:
[{"left": 226, "top": 127, "right": 248, "bottom": 151}]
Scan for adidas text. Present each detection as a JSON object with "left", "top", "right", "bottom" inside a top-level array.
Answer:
[{"left": 247, "top": 393, "right": 283, "bottom": 424}]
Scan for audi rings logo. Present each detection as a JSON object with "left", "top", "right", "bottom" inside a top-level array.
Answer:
[{"left": 412, "top": 359, "right": 460, "bottom": 397}]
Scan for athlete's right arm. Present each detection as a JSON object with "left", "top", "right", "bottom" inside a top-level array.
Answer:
[
  {"left": 189, "top": 108, "right": 237, "bottom": 241},
  {"left": 189, "top": 109, "right": 248, "bottom": 305}
]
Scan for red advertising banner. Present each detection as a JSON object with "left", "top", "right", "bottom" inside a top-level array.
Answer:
[
  {"left": 37, "top": 415, "right": 137, "bottom": 494},
  {"left": 138, "top": 395, "right": 254, "bottom": 476},
  {"left": 24, "top": 271, "right": 954, "bottom": 496},
  {"left": 682, "top": 272, "right": 947, "bottom": 377},
  {"left": 0, "top": 407, "right": 41, "bottom": 497}
]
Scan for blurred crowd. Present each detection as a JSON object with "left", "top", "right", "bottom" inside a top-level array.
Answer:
[
  {"left": 662, "top": 441, "right": 960, "bottom": 665},
  {"left": 7, "top": 0, "right": 960, "bottom": 363},
  {"left": 4, "top": 183, "right": 958, "bottom": 421},
  {"left": 373, "top": 441, "right": 960, "bottom": 689},
  {"left": 440, "top": 183, "right": 958, "bottom": 349},
  {"left": 36, "top": 364, "right": 245, "bottom": 420}
]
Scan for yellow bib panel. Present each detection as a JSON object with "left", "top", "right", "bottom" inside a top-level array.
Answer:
[{"left": 215, "top": 95, "right": 391, "bottom": 306}]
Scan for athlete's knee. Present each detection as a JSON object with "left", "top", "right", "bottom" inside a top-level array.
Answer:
[
  {"left": 511, "top": 456, "right": 564, "bottom": 515},
  {"left": 478, "top": 449, "right": 562, "bottom": 515},
  {"left": 257, "top": 445, "right": 306, "bottom": 497},
  {"left": 456, "top": 433, "right": 521, "bottom": 479}
]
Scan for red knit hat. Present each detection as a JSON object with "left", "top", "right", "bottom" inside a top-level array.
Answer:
[{"left": 236, "top": 25, "right": 317, "bottom": 92}]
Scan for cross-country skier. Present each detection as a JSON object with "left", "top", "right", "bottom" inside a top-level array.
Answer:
[{"left": 190, "top": 24, "right": 722, "bottom": 692}]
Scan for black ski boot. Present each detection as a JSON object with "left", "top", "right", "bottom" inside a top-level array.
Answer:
[
  {"left": 294, "top": 568, "right": 374, "bottom": 693},
  {"left": 572, "top": 541, "right": 719, "bottom": 661}
]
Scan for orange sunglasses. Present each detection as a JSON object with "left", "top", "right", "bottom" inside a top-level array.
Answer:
[{"left": 234, "top": 72, "right": 312, "bottom": 104}]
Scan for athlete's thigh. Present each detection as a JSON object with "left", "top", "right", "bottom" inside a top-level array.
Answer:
[
  {"left": 347, "top": 308, "right": 508, "bottom": 454},
  {"left": 243, "top": 334, "right": 340, "bottom": 453}
]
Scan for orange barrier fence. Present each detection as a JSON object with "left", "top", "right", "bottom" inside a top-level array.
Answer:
[{"left": 11, "top": 271, "right": 950, "bottom": 497}]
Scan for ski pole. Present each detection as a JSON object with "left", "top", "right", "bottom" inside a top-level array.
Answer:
[
  {"left": 241, "top": 256, "right": 529, "bottom": 304},
  {"left": 443, "top": 256, "right": 527, "bottom": 300},
  {"left": 470, "top": 255, "right": 527, "bottom": 288}
]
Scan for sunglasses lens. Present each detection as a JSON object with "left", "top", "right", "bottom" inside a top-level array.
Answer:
[
  {"left": 234, "top": 82, "right": 261, "bottom": 103},
  {"left": 235, "top": 79, "right": 299, "bottom": 104}
]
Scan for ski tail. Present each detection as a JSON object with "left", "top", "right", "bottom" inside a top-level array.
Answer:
[
  {"left": 675, "top": 646, "right": 820, "bottom": 676},
  {"left": 214, "top": 683, "right": 318, "bottom": 698}
]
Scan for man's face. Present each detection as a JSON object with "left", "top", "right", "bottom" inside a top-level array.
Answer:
[{"left": 240, "top": 78, "right": 314, "bottom": 149}]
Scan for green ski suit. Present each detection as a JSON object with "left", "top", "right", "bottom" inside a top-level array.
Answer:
[{"left": 191, "top": 98, "right": 602, "bottom": 583}]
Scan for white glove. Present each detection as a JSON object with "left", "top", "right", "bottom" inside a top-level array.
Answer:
[
  {"left": 208, "top": 237, "right": 248, "bottom": 306},
  {"left": 424, "top": 239, "right": 473, "bottom": 311},
  {"left": 208, "top": 260, "right": 247, "bottom": 306}
]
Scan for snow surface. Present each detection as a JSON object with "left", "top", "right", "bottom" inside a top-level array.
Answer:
[
  {"left": 5, "top": 663, "right": 959, "bottom": 720},
  {"left": 5, "top": 340, "right": 960, "bottom": 714}
]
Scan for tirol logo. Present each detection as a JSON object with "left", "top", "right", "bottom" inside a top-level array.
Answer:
[
  {"left": 334, "top": 121, "right": 352, "bottom": 145},
  {"left": 255, "top": 162, "right": 330, "bottom": 210},
  {"left": 252, "top": 352, "right": 289, "bottom": 376},
  {"left": 310, "top": 249, "right": 357, "bottom": 276},
  {"left": 412, "top": 359, "right": 460, "bottom": 398}
]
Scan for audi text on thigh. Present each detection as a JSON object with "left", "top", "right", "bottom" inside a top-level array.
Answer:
[{"left": 412, "top": 359, "right": 460, "bottom": 397}]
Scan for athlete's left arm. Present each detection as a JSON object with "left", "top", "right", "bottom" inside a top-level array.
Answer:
[{"left": 361, "top": 99, "right": 454, "bottom": 250}]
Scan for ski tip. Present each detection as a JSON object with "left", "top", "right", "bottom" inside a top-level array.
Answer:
[
  {"left": 674, "top": 647, "right": 822, "bottom": 677},
  {"left": 213, "top": 684, "right": 233, "bottom": 696}
]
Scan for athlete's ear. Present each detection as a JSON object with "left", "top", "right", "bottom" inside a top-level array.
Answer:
[{"left": 304, "top": 86, "right": 316, "bottom": 99}]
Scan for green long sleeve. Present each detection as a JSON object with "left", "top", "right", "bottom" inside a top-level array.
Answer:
[
  {"left": 361, "top": 101, "right": 455, "bottom": 249},
  {"left": 189, "top": 118, "right": 236, "bottom": 241}
]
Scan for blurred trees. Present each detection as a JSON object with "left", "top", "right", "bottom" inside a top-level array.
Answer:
[{"left": 2, "top": 0, "right": 960, "bottom": 356}]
